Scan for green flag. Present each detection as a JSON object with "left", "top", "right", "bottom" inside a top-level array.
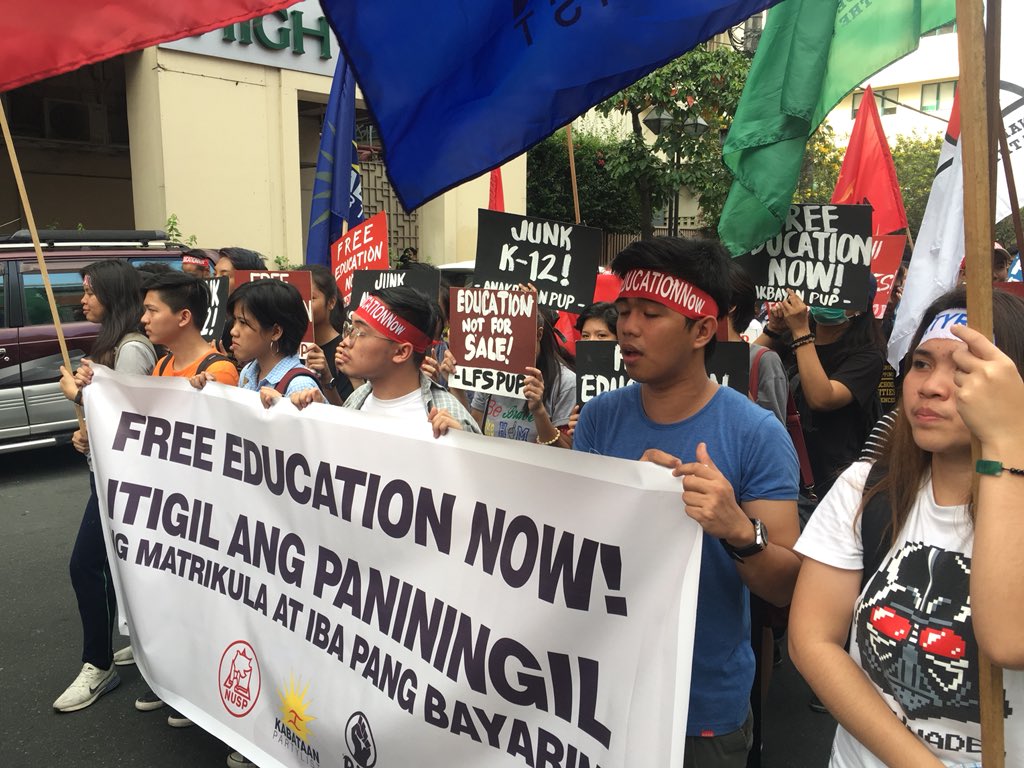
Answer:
[{"left": 718, "top": 0, "right": 957, "bottom": 256}]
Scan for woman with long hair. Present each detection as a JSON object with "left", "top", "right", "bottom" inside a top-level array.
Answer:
[
  {"left": 469, "top": 301, "right": 577, "bottom": 448},
  {"left": 757, "top": 287, "right": 885, "bottom": 500},
  {"left": 53, "top": 260, "right": 156, "bottom": 712},
  {"left": 789, "top": 287, "right": 1024, "bottom": 766}
]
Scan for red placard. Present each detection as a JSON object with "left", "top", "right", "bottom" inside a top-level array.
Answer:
[
  {"left": 331, "top": 211, "right": 390, "bottom": 307},
  {"left": 234, "top": 270, "right": 314, "bottom": 356},
  {"left": 447, "top": 287, "right": 538, "bottom": 397},
  {"left": 870, "top": 235, "right": 907, "bottom": 319}
]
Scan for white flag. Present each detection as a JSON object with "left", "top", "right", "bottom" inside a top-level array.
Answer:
[{"left": 887, "top": 98, "right": 964, "bottom": 368}]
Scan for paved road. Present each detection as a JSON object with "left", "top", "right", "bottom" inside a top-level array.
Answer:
[{"left": 0, "top": 445, "right": 836, "bottom": 768}]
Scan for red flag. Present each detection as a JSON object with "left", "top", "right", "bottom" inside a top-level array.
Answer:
[
  {"left": 488, "top": 168, "right": 505, "bottom": 212},
  {"left": 0, "top": 1, "right": 296, "bottom": 93},
  {"left": 831, "top": 86, "right": 909, "bottom": 236}
]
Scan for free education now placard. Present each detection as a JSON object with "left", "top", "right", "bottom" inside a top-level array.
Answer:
[
  {"left": 85, "top": 367, "right": 702, "bottom": 768},
  {"left": 736, "top": 204, "right": 872, "bottom": 310}
]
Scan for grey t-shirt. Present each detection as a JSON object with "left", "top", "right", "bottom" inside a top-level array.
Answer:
[
  {"left": 750, "top": 343, "right": 787, "bottom": 424},
  {"left": 470, "top": 363, "right": 576, "bottom": 443}
]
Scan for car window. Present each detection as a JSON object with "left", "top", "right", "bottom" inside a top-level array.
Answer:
[
  {"left": 0, "top": 273, "right": 5, "bottom": 326},
  {"left": 20, "top": 262, "right": 89, "bottom": 325}
]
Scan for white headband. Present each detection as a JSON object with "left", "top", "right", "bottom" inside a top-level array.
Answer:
[{"left": 919, "top": 308, "right": 968, "bottom": 345}]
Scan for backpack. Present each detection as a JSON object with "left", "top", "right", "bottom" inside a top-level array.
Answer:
[
  {"left": 157, "top": 352, "right": 231, "bottom": 376},
  {"left": 750, "top": 346, "right": 815, "bottom": 491},
  {"left": 859, "top": 461, "right": 892, "bottom": 591},
  {"left": 272, "top": 367, "right": 321, "bottom": 395}
]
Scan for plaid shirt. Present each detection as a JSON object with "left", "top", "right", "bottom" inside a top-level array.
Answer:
[{"left": 344, "top": 373, "right": 480, "bottom": 434}]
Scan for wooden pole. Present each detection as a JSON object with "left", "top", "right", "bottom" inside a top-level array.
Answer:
[
  {"left": 903, "top": 226, "right": 916, "bottom": 253},
  {"left": 0, "top": 98, "right": 84, "bottom": 430},
  {"left": 956, "top": 1, "right": 1004, "bottom": 765},
  {"left": 565, "top": 124, "right": 582, "bottom": 225},
  {"left": 998, "top": 126, "right": 1024, "bottom": 255}
]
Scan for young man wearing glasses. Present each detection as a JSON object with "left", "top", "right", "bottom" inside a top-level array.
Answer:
[{"left": 274, "top": 286, "right": 479, "bottom": 437}]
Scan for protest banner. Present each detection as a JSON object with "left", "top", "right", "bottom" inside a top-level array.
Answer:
[
  {"left": 448, "top": 287, "right": 538, "bottom": 397},
  {"left": 996, "top": 281, "right": 1024, "bottom": 300},
  {"left": 870, "top": 234, "right": 906, "bottom": 319},
  {"left": 332, "top": 211, "right": 390, "bottom": 307},
  {"left": 348, "top": 269, "right": 442, "bottom": 312},
  {"left": 878, "top": 363, "right": 898, "bottom": 412},
  {"left": 473, "top": 210, "right": 601, "bottom": 314},
  {"left": 200, "top": 276, "right": 230, "bottom": 344},
  {"left": 575, "top": 341, "right": 632, "bottom": 406},
  {"left": 85, "top": 366, "right": 702, "bottom": 768},
  {"left": 706, "top": 341, "right": 750, "bottom": 394},
  {"left": 235, "top": 270, "right": 315, "bottom": 356},
  {"left": 736, "top": 204, "right": 873, "bottom": 309}
]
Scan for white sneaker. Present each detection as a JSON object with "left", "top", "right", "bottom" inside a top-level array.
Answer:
[
  {"left": 113, "top": 646, "right": 135, "bottom": 666},
  {"left": 53, "top": 663, "right": 120, "bottom": 712}
]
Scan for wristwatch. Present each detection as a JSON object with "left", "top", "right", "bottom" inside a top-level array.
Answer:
[{"left": 722, "top": 519, "right": 768, "bottom": 562}]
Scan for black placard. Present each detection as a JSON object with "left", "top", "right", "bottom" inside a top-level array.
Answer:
[
  {"left": 706, "top": 341, "right": 750, "bottom": 395},
  {"left": 200, "top": 276, "right": 230, "bottom": 343},
  {"left": 575, "top": 341, "right": 633, "bottom": 405},
  {"left": 736, "top": 204, "right": 872, "bottom": 309},
  {"left": 473, "top": 209, "right": 601, "bottom": 313},
  {"left": 348, "top": 269, "right": 442, "bottom": 312}
]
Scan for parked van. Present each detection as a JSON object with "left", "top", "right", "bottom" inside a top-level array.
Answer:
[{"left": 0, "top": 230, "right": 184, "bottom": 453}]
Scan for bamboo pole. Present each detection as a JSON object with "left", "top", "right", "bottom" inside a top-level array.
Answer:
[
  {"left": 956, "top": 1, "right": 1003, "bottom": 765},
  {"left": 0, "top": 98, "right": 84, "bottom": 431},
  {"left": 565, "top": 124, "right": 582, "bottom": 225}
]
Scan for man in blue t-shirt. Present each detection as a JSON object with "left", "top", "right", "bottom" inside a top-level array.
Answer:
[{"left": 573, "top": 237, "right": 800, "bottom": 767}]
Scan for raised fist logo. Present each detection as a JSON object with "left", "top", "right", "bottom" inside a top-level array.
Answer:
[{"left": 344, "top": 712, "right": 377, "bottom": 768}]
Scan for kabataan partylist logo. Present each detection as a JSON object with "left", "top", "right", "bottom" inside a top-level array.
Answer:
[{"left": 273, "top": 674, "right": 320, "bottom": 767}]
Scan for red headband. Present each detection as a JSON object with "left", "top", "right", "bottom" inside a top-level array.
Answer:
[
  {"left": 618, "top": 269, "right": 718, "bottom": 319},
  {"left": 182, "top": 254, "right": 209, "bottom": 267},
  {"left": 354, "top": 295, "right": 434, "bottom": 353}
]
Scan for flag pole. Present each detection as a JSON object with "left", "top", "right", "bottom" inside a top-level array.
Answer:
[
  {"left": 565, "top": 124, "right": 582, "bottom": 225},
  {"left": 998, "top": 126, "right": 1024, "bottom": 254},
  {"left": 0, "top": 98, "right": 84, "bottom": 431},
  {"left": 956, "top": 1, "right": 1004, "bottom": 765}
]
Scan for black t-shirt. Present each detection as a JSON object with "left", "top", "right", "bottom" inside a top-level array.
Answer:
[
  {"left": 787, "top": 340, "right": 884, "bottom": 497},
  {"left": 320, "top": 334, "right": 355, "bottom": 402}
]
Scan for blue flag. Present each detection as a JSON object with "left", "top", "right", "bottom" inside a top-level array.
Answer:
[
  {"left": 306, "top": 55, "right": 365, "bottom": 267},
  {"left": 321, "top": 0, "right": 781, "bottom": 212}
]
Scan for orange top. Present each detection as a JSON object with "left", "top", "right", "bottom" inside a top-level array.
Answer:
[{"left": 152, "top": 352, "right": 239, "bottom": 386}]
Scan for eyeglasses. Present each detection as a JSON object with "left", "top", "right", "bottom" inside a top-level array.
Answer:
[{"left": 342, "top": 321, "right": 392, "bottom": 343}]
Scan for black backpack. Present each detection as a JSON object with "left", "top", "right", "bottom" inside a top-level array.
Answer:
[{"left": 157, "top": 352, "right": 232, "bottom": 376}]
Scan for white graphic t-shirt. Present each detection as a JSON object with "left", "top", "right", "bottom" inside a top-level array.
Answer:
[{"left": 796, "top": 462, "right": 1023, "bottom": 768}]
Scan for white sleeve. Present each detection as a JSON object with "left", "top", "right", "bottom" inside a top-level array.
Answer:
[{"left": 794, "top": 461, "right": 872, "bottom": 571}]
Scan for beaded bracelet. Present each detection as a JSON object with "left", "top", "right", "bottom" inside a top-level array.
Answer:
[
  {"left": 536, "top": 430, "right": 561, "bottom": 446},
  {"left": 791, "top": 333, "right": 816, "bottom": 350},
  {"left": 976, "top": 459, "right": 1024, "bottom": 477}
]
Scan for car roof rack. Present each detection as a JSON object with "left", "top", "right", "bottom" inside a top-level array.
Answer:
[{"left": 1, "top": 229, "right": 174, "bottom": 248}]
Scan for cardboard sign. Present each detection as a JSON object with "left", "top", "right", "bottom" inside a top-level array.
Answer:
[
  {"left": 473, "top": 209, "right": 601, "bottom": 313},
  {"left": 200, "top": 276, "right": 230, "bottom": 343},
  {"left": 575, "top": 341, "right": 633, "bottom": 406},
  {"left": 235, "top": 270, "right": 314, "bottom": 356},
  {"left": 348, "top": 268, "right": 442, "bottom": 312},
  {"left": 736, "top": 204, "right": 873, "bottom": 310},
  {"left": 706, "top": 341, "right": 750, "bottom": 394},
  {"left": 331, "top": 210, "right": 390, "bottom": 306},
  {"left": 448, "top": 287, "right": 538, "bottom": 397},
  {"left": 870, "top": 234, "right": 906, "bottom": 319}
]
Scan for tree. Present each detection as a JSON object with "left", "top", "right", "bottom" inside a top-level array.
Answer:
[
  {"left": 793, "top": 123, "right": 844, "bottom": 205},
  {"left": 526, "top": 130, "right": 642, "bottom": 233},
  {"left": 597, "top": 45, "right": 751, "bottom": 239},
  {"left": 890, "top": 132, "right": 943, "bottom": 237}
]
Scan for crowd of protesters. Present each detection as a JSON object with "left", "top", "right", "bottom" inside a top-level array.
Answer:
[{"left": 47, "top": 236, "right": 1024, "bottom": 767}]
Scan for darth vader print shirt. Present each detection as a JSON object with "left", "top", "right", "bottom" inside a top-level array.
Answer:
[{"left": 796, "top": 462, "right": 1023, "bottom": 768}]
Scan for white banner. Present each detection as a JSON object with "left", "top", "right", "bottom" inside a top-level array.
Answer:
[{"left": 85, "top": 366, "right": 702, "bottom": 768}]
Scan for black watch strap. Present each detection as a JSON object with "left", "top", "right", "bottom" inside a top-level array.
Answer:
[{"left": 722, "top": 519, "right": 768, "bottom": 562}]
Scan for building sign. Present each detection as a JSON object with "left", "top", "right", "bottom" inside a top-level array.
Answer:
[{"left": 159, "top": 0, "right": 339, "bottom": 77}]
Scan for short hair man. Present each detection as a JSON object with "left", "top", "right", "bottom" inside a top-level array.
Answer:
[
  {"left": 142, "top": 272, "right": 238, "bottom": 385},
  {"left": 573, "top": 238, "right": 800, "bottom": 767},
  {"left": 281, "top": 286, "right": 478, "bottom": 438}
]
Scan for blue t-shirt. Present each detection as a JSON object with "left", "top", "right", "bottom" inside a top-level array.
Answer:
[
  {"left": 574, "top": 383, "right": 798, "bottom": 737},
  {"left": 239, "top": 356, "right": 319, "bottom": 396}
]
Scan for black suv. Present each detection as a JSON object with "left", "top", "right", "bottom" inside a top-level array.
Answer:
[{"left": 0, "top": 230, "right": 184, "bottom": 453}]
